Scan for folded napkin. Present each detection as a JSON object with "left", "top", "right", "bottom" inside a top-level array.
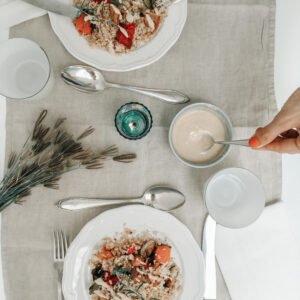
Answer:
[
  {"left": 216, "top": 202, "right": 300, "bottom": 300},
  {"left": 0, "top": 0, "right": 45, "bottom": 29}
]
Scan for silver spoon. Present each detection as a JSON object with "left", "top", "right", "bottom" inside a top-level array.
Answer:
[
  {"left": 56, "top": 186, "right": 185, "bottom": 211},
  {"left": 61, "top": 65, "right": 189, "bottom": 104},
  {"left": 200, "top": 133, "right": 250, "bottom": 153}
]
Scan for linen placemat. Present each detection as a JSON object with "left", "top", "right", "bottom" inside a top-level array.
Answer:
[{"left": 2, "top": 0, "right": 279, "bottom": 299}]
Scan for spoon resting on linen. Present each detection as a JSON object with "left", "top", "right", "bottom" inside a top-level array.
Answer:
[
  {"left": 56, "top": 186, "right": 185, "bottom": 211},
  {"left": 61, "top": 65, "right": 190, "bottom": 104}
]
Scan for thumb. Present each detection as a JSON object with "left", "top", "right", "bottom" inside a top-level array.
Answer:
[{"left": 249, "top": 122, "right": 284, "bottom": 148}]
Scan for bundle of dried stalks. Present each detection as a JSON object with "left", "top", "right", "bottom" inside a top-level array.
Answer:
[{"left": 0, "top": 110, "right": 136, "bottom": 211}]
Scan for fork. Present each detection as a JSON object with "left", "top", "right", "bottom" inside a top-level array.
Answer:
[{"left": 53, "top": 231, "right": 68, "bottom": 300}]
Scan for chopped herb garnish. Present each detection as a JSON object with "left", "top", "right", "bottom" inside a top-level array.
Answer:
[
  {"left": 112, "top": 266, "right": 147, "bottom": 300},
  {"left": 143, "top": 0, "right": 153, "bottom": 9},
  {"left": 89, "top": 282, "right": 100, "bottom": 295},
  {"left": 137, "top": 282, "right": 145, "bottom": 292}
]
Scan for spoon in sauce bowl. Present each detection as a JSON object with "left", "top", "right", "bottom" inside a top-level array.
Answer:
[{"left": 200, "top": 133, "right": 250, "bottom": 153}]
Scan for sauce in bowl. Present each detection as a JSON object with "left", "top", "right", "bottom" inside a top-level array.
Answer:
[{"left": 171, "top": 109, "right": 228, "bottom": 164}]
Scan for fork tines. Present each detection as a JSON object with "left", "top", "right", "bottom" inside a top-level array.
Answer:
[{"left": 53, "top": 230, "right": 68, "bottom": 261}]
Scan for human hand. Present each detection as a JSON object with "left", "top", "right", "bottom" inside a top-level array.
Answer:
[{"left": 249, "top": 87, "right": 300, "bottom": 153}]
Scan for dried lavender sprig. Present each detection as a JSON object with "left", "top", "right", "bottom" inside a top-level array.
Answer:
[
  {"left": 0, "top": 149, "right": 111, "bottom": 211},
  {"left": 113, "top": 154, "right": 137, "bottom": 163}
]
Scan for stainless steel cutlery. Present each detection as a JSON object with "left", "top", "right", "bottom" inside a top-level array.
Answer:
[
  {"left": 57, "top": 186, "right": 185, "bottom": 211},
  {"left": 53, "top": 231, "right": 68, "bottom": 300}
]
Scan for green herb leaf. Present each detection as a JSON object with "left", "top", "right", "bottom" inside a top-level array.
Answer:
[
  {"left": 110, "top": 0, "right": 125, "bottom": 7},
  {"left": 137, "top": 282, "right": 145, "bottom": 292},
  {"left": 143, "top": 0, "right": 153, "bottom": 9}
]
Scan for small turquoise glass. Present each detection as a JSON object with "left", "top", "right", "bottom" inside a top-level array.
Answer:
[{"left": 115, "top": 102, "right": 153, "bottom": 140}]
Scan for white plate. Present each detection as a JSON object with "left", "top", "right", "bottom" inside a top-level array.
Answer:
[
  {"left": 49, "top": 1, "right": 187, "bottom": 72},
  {"left": 62, "top": 205, "right": 205, "bottom": 300}
]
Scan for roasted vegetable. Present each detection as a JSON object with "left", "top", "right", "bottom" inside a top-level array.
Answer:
[{"left": 140, "top": 240, "right": 156, "bottom": 258}]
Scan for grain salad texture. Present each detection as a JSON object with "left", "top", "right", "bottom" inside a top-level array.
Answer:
[
  {"left": 89, "top": 229, "right": 182, "bottom": 300},
  {"left": 73, "top": 0, "right": 168, "bottom": 55}
]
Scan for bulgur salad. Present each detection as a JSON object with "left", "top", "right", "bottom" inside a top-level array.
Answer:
[
  {"left": 89, "top": 229, "right": 182, "bottom": 300},
  {"left": 73, "top": 0, "right": 171, "bottom": 55}
]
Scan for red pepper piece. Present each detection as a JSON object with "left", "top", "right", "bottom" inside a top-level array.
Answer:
[
  {"left": 126, "top": 244, "right": 136, "bottom": 255},
  {"left": 117, "top": 23, "right": 135, "bottom": 49},
  {"left": 105, "top": 271, "right": 111, "bottom": 285},
  {"left": 75, "top": 14, "right": 92, "bottom": 35},
  {"left": 111, "top": 277, "right": 119, "bottom": 285}
]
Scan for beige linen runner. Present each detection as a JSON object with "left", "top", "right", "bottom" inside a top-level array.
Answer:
[{"left": 2, "top": 0, "right": 280, "bottom": 299}]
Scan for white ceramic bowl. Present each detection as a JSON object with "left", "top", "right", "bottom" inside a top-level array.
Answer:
[
  {"left": 49, "top": 1, "right": 187, "bottom": 72},
  {"left": 204, "top": 168, "right": 266, "bottom": 228},
  {"left": 62, "top": 205, "right": 205, "bottom": 300},
  {"left": 169, "top": 103, "right": 233, "bottom": 168}
]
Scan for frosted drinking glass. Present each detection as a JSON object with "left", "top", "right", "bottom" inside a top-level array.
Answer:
[
  {"left": 0, "top": 38, "right": 51, "bottom": 100},
  {"left": 203, "top": 168, "right": 266, "bottom": 228}
]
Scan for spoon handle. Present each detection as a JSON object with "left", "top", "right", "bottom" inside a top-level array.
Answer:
[
  {"left": 57, "top": 197, "right": 142, "bottom": 210},
  {"left": 216, "top": 139, "right": 250, "bottom": 147},
  {"left": 106, "top": 82, "right": 189, "bottom": 104}
]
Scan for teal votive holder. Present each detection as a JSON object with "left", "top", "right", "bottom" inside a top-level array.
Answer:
[{"left": 115, "top": 102, "right": 152, "bottom": 140}]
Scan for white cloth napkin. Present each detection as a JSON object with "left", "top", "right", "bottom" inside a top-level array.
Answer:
[
  {"left": 0, "top": 0, "right": 45, "bottom": 29},
  {"left": 216, "top": 202, "right": 300, "bottom": 300}
]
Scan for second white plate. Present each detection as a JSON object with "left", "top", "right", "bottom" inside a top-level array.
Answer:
[{"left": 62, "top": 205, "right": 205, "bottom": 300}]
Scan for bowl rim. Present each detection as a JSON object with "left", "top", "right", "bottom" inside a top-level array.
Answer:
[{"left": 168, "top": 102, "right": 233, "bottom": 168}]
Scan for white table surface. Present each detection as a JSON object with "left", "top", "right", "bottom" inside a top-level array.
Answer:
[{"left": 0, "top": 0, "right": 300, "bottom": 298}]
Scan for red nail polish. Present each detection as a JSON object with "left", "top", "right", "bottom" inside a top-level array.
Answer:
[{"left": 249, "top": 137, "right": 260, "bottom": 148}]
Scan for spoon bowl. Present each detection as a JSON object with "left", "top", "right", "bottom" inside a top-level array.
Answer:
[
  {"left": 143, "top": 186, "right": 185, "bottom": 210},
  {"left": 199, "top": 134, "right": 251, "bottom": 153},
  {"left": 198, "top": 133, "right": 215, "bottom": 153},
  {"left": 199, "top": 133, "right": 250, "bottom": 153},
  {"left": 61, "top": 65, "right": 106, "bottom": 92},
  {"left": 56, "top": 186, "right": 185, "bottom": 211}
]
